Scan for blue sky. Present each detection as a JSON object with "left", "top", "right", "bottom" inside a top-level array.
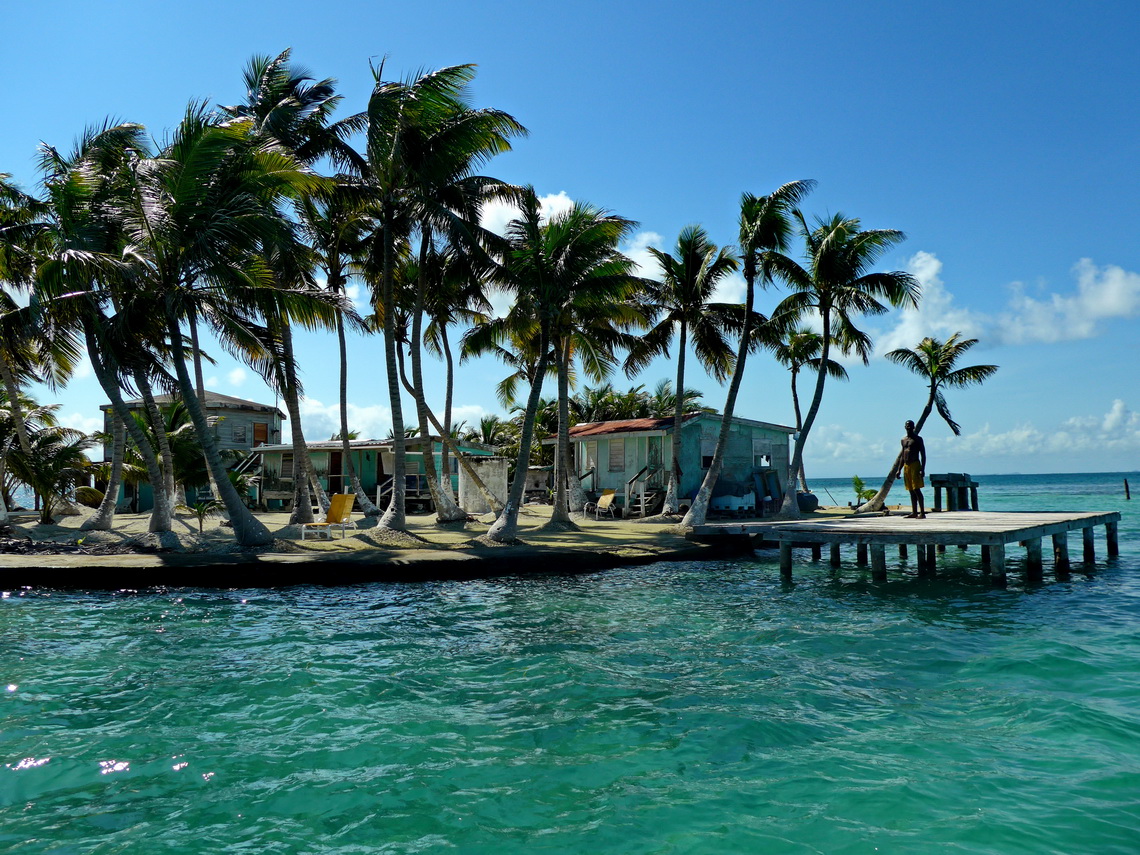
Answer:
[{"left": 5, "top": 0, "right": 1139, "bottom": 477}]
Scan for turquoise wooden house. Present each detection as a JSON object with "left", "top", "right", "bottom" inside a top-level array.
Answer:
[
  {"left": 255, "top": 436, "right": 496, "bottom": 513},
  {"left": 569, "top": 413, "right": 794, "bottom": 516}
]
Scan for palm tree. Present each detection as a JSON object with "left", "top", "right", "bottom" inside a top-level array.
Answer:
[
  {"left": 222, "top": 48, "right": 366, "bottom": 524},
  {"left": 117, "top": 102, "right": 322, "bottom": 546},
  {"left": 475, "top": 191, "right": 640, "bottom": 541},
  {"left": 362, "top": 62, "right": 524, "bottom": 532},
  {"left": 625, "top": 225, "right": 740, "bottom": 514},
  {"left": 682, "top": 180, "right": 816, "bottom": 528},
  {"left": 767, "top": 211, "right": 921, "bottom": 518},
  {"left": 767, "top": 326, "right": 849, "bottom": 491},
  {"left": 857, "top": 333, "right": 998, "bottom": 512},
  {"left": 8, "top": 424, "right": 94, "bottom": 525}
]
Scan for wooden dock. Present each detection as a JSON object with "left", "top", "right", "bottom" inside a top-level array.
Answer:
[{"left": 691, "top": 510, "right": 1122, "bottom": 584}]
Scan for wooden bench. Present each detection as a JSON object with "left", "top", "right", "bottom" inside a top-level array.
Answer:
[{"left": 930, "top": 473, "right": 979, "bottom": 512}]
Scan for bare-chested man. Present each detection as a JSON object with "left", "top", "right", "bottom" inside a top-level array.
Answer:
[{"left": 895, "top": 420, "right": 926, "bottom": 518}]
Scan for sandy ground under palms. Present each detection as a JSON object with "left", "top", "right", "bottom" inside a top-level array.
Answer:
[{"left": 0, "top": 503, "right": 748, "bottom": 586}]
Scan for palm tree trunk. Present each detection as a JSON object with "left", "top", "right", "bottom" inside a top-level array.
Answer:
[
  {"left": 790, "top": 369, "right": 809, "bottom": 491},
  {"left": 663, "top": 322, "right": 688, "bottom": 514},
  {"left": 780, "top": 308, "right": 831, "bottom": 518},
  {"left": 395, "top": 354, "right": 503, "bottom": 514},
  {"left": 379, "top": 210, "right": 407, "bottom": 531},
  {"left": 856, "top": 391, "right": 935, "bottom": 513},
  {"left": 167, "top": 314, "right": 273, "bottom": 546},
  {"left": 409, "top": 235, "right": 466, "bottom": 523},
  {"left": 0, "top": 353, "right": 33, "bottom": 456},
  {"left": 545, "top": 339, "right": 577, "bottom": 529},
  {"left": 439, "top": 324, "right": 457, "bottom": 501},
  {"left": 85, "top": 322, "right": 172, "bottom": 533},
  {"left": 81, "top": 412, "right": 126, "bottom": 531},
  {"left": 336, "top": 312, "right": 381, "bottom": 516},
  {"left": 276, "top": 321, "right": 317, "bottom": 525},
  {"left": 681, "top": 286, "right": 755, "bottom": 528},
  {"left": 187, "top": 312, "right": 222, "bottom": 502},
  {"left": 131, "top": 369, "right": 176, "bottom": 503},
  {"left": 485, "top": 328, "right": 551, "bottom": 543}
]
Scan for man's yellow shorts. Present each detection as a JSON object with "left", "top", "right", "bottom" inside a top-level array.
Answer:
[{"left": 903, "top": 462, "right": 924, "bottom": 491}]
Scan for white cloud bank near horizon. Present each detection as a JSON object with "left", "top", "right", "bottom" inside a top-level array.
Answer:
[{"left": 876, "top": 252, "right": 1140, "bottom": 354}]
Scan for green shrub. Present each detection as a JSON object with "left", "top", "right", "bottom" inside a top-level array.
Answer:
[{"left": 75, "top": 486, "right": 104, "bottom": 508}]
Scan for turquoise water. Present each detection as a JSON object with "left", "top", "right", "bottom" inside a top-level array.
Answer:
[{"left": 3, "top": 473, "right": 1138, "bottom": 853}]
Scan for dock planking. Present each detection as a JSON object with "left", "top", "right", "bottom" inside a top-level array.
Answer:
[{"left": 691, "top": 511, "right": 1122, "bottom": 584}]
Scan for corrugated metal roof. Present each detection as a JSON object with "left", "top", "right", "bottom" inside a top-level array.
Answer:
[{"left": 568, "top": 414, "right": 700, "bottom": 438}]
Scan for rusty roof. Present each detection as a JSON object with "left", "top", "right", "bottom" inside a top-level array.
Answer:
[{"left": 567, "top": 414, "right": 701, "bottom": 438}]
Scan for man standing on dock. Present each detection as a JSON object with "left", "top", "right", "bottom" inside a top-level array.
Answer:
[{"left": 896, "top": 420, "right": 927, "bottom": 518}]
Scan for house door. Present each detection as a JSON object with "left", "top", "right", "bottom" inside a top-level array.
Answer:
[
  {"left": 647, "top": 436, "right": 663, "bottom": 487},
  {"left": 329, "top": 451, "right": 344, "bottom": 494}
]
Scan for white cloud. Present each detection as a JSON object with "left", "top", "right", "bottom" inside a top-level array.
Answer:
[
  {"left": 299, "top": 396, "right": 393, "bottom": 442},
  {"left": 227, "top": 367, "right": 247, "bottom": 387},
  {"left": 479, "top": 190, "right": 576, "bottom": 237},
  {"left": 712, "top": 271, "right": 746, "bottom": 305},
  {"left": 995, "top": 259, "right": 1140, "bottom": 344},
  {"left": 876, "top": 253, "right": 1140, "bottom": 351},
  {"left": 206, "top": 375, "right": 218, "bottom": 388},
  {"left": 60, "top": 412, "right": 104, "bottom": 436},
  {"left": 623, "top": 231, "right": 664, "bottom": 279},
  {"left": 804, "top": 422, "right": 889, "bottom": 462},
  {"left": 875, "top": 251, "right": 987, "bottom": 355},
  {"left": 936, "top": 399, "right": 1140, "bottom": 459}
]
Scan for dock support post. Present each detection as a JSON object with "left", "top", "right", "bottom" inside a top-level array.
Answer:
[
  {"left": 917, "top": 543, "right": 935, "bottom": 578},
  {"left": 856, "top": 543, "right": 868, "bottom": 566},
  {"left": 981, "top": 544, "right": 991, "bottom": 567},
  {"left": 1025, "top": 538, "right": 1043, "bottom": 581},
  {"left": 1082, "top": 527, "right": 1095, "bottom": 564},
  {"left": 1053, "top": 532, "right": 1071, "bottom": 575},
  {"left": 898, "top": 543, "right": 908, "bottom": 560},
  {"left": 970, "top": 485, "right": 979, "bottom": 511},
  {"left": 933, "top": 488, "right": 943, "bottom": 513},
  {"left": 990, "top": 542, "right": 1006, "bottom": 586},
  {"left": 870, "top": 544, "right": 887, "bottom": 581},
  {"left": 779, "top": 542, "right": 793, "bottom": 581},
  {"left": 937, "top": 544, "right": 947, "bottom": 554},
  {"left": 925, "top": 544, "right": 936, "bottom": 569},
  {"left": 1106, "top": 521, "right": 1119, "bottom": 557},
  {"left": 830, "top": 543, "right": 841, "bottom": 567},
  {"left": 811, "top": 544, "right": 822, "bottom": 561}
]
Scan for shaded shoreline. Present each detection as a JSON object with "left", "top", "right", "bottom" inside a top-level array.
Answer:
[{"left": 0, "top": 506, "right": 738, "bottom": 590}]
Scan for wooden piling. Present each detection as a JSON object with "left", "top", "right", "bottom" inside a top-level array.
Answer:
[
  {"left": 1082, "top": 526, "right": 1095, "bottom": 564},
  {"left": 1025, "top": 537, "right": 1043, "bottom": 581},
  {"left": 830, "top": 542, "right": 841, "bottom": 568},
  {"left": 1107, "top": 521, "right": 1119, "bottom": 557},
  {"left": 990, "top": 542, "right": 1007, "bottom": 585},
  {"left": 779, "top": 541, "right": 793, "bottom": 581},
  {"left": 1053, "top": 532, "right": 1071, "bottom": 577},
  {"left": 856, "top": 543, "right": 868, "bottom": 565},
  {"left": 871, "top": 544, "right": 887, "bottom": 581},
  {"left": 811, "top": 544, "right": 822, "bottom": 561}
]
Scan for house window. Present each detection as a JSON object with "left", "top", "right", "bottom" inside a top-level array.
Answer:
[
  {"left": 608, "top": 438, "right": 625, "bottom": 472},
  {"left": 232, "top": 425, "right": 248, "bottom": 444},
  {"left": 253, "top": 422, "right": 269, "bottom": 446},
  {"left": 753, "top": 439, "right": 772, "bottom": 468},
  {"left": 701, "top": 438, "right": 716, "bottom": 469}
]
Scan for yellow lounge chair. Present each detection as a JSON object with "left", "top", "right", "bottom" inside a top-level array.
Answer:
[
  {"left": 301, "top": 493, "right": 357, "bottom": 540},
  {"left": 585, "top": 488, "right": 618, "bottom": 520}
]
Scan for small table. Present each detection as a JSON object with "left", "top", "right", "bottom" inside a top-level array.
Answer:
[{"left": 930, "top": 473, "right": 979, "bottom": 512}]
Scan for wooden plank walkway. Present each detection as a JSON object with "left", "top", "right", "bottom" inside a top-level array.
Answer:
[{"left": 691, "top": 511, "right": 1122, "bottom": 584}]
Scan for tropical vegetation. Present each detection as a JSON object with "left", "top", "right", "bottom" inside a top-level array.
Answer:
[{"left": 0, "top": 46, "right": 996, "bottom": 544}]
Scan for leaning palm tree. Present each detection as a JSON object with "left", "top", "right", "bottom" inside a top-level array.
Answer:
[
  {"left": 117, "top": 102, "right": 323, "bottom": 546},
  {"left": 767, "top": 326, "right": 849, "bottom": 491},
  {"left": 767, "top": 211, "right": 921, "bottom": 518},
  {"left": 362, "top": 61, "right": 524, "bottom": 532},
  {"left": 625, "top": 225, "right": 740, "bottom": 514},
  {"left": 856, "top": 333, "right": 998, "bottom": 513},
  {"left": 479, "top": 189, "right": 638, "bottom": 542},
  {"left": 682, "top": 180, "right": 816, "bottom": 528}
]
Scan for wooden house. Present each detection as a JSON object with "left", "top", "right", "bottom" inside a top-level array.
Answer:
[
  {"left": 255, "top": 436, "right": 496, "bottom": 514},
  {"left": 569, "top": 413, "right": 794, "bottom": 516},
  {"left": 99, "top": 391, "right": 285, "bottom": 511}
]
